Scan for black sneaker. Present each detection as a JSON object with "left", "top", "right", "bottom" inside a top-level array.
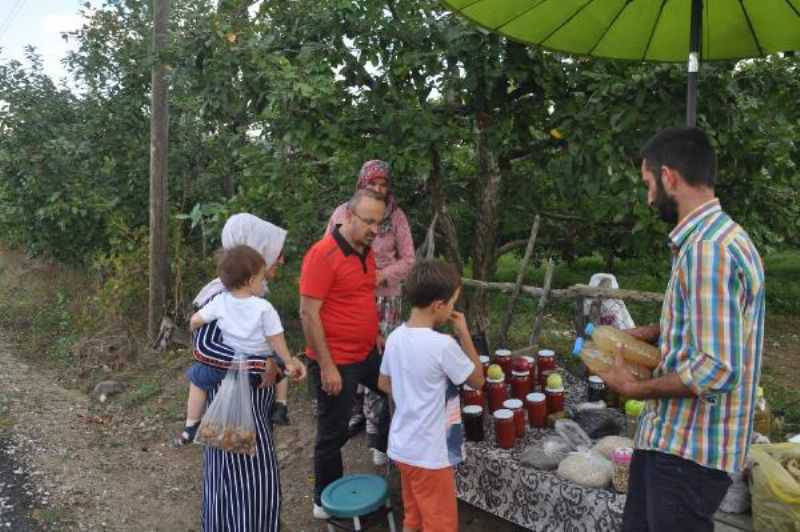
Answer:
[
  {"left": 271, "top": 402, "right": 290, "bottom": 426},
  {"left": 348, "top": 413, "right": 366, "bottom": 437}
]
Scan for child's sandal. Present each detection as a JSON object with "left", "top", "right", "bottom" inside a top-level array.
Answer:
[{"left": 172, "top": 421, "right": 201, "bottom": 448}]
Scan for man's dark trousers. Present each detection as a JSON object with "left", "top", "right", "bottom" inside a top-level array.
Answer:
[
  {"left": 623, "top": 450, "right": 732, "bottom": 532},
  {"left": 308, "top": 349, "right": 389, "bottom": 504}
]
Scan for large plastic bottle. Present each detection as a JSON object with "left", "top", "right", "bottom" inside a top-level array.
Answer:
[
  {"left": 584, "top": 323, "right": 661, "bottom": 369},
  {"left": 572, "top": 338, "right": 651, "bottom": 380}
]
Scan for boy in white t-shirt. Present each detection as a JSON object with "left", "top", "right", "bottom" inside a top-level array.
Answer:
[
  {"left": 176, "top": 245, "right": 302, "bottom": 446},
  {"left": 378, "top": 259, "right": 484, "bottom": 532}
]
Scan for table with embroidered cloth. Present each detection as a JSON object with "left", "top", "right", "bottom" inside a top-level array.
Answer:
[{"left": 455, "top": 369, "right": 626, "bottom": 532}]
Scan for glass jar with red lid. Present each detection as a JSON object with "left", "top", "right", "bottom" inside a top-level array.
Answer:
[
  {"left": 461, "top": 384, "right": 484, "bottom": 408},
  {"left": 494, "top": 349, "right": 513, "bottom": 377},
  {"left": 493, "top": 408, "right": 515, "bottom": 449},
  {"left": 486, "top": 376, "right": 508, "bottom": 413},
  {"left": 502, "top": 398, "right": 526, "bottom": 437}
]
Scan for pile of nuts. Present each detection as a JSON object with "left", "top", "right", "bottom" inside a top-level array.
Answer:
[{"left": 198, "top": 422, "right": 257, "bottom": 456}]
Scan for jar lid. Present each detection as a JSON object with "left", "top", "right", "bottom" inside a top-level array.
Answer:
[
  {"left": 588, "top": 375, "right": 605, "bottom": 385},
  {"left": 486, "top": 376, "right": 505, "bottom": 384},
  {"left": 511, "top": 370, "right": 530, "bottom": 376},
  {"left": 526, "top": 392, "right": 546, "bottom": 402},
  {"left": 612, "top": 447, "right": 634, "bottom": 464},
  {"left": 625, "top": 400, "right": 645, "bottom": 416},
  {"left": 495, "top": 349, "right": 511, "bottom": 357},
  {"left": 538, "top": 349, "right": 555, "bottom": 358},
  {"left": 522, "top": 355, "right": 535, "bottom": 363},
  {"left": 493, "top": 408, "right": 513, "bottom": 420},
  {"left": 545, "top": 386, "right": 565, "bottom": 393},
  {"left": 479, "top": 355, "right": 490, "bottom": 364},
  {"left": 463, "top": 384, "right": 477, "bottom": 391},
  {"left": 462, "top": 405, "right": 483, "bottom": 415},
  {"left": 503, "top": 399, "right": 523, "bottom": 409}
]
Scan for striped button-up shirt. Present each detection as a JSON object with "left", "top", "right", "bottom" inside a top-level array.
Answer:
[{"left": 635, "top": 199, "right": 765, "bottom": 473}]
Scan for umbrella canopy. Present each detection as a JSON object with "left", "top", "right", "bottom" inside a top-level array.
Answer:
[
  {"left": 442, "top": 0, "right": 800, "bottom": 61},
  {"left": 442, "top": 0, "right": 800, "bottom": 124}
]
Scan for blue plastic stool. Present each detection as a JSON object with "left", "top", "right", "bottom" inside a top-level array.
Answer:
[{"left": 321, "top": 474, "right": 397, "bottom": 532}]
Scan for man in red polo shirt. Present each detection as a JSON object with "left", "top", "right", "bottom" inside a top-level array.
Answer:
[{"left": 300, "top": 188, "right": 390, "bottom": 518}]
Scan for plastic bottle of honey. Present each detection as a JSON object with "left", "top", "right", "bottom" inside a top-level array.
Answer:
[
  {"left": 753, "top": 386, "right": 772, "bottom": 438},
  {"left": 572, "top": 338, "right": 651, "bottom": 381},
  {"left": 584, "top": 323, "right": 661, "bottom": 369}
]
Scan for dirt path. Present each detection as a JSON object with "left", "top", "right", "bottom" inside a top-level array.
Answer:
[{"left": 0, "top": 337, "right": 520, "bottom": 531}]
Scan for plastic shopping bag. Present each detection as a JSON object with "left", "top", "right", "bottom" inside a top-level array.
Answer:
[
  {"left": 196, "top": 354, "right": 257, "bottom": 456},
  {"left": 749, "top": 443, "right": 800, "bottom": 532}
]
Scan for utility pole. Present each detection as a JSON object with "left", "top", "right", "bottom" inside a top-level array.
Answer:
[{"left": 148, "top": 0, "right": 169, "bottom": 341}]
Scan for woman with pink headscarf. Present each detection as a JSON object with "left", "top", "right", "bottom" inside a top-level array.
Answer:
[{"left": 326, "top": 160, "right": 415, "bottom": 465}]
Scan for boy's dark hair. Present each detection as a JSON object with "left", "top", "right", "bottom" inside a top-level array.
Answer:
[
  {"left": 640, "top": 126, "right": 717, "bottom": 188},
  {"left": 218, "top": 245, "right": 266, "bottom": 291},
  {"left": 404, "top": 259, "right": 462, "bottom": 308}
]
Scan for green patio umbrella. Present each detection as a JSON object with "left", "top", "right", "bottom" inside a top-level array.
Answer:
[{"left": 442, "top": 0, "right": 800, "bottom": 126}]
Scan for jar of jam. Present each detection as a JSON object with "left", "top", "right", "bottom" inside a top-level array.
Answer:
[
  {"left": 587, "top": 375, "right": 607, "bottom": 403},
  {"left": 502, "top": 398, "right": 526, "bottom": 438},
  {"left": 479, "top": 355, "right": 490, "bottom": 377},
  {"left": 486, "top": 376, "right": 508, "bottom": 413},
  {"left": 526, "top": 392, "right": 547, "bottom": 428},
  {"left": 545, "top": 385, "right": 565, "bottom": 414},
  {"left": 493, "top": 408, "right": 515, "bottom": 449},
  {"left": 461, "top": 384, "right": 484, "bottom": 408},
  {"left": 494, "top": 349, "right": 512, "bottom": 377},
  {"left": 537, "top": 349, "right": 556, "bottom": 389},
  {"left": 511, "top": 356, "right": 531, "bottom": 374},
  {"left": 462, "top": 405, "right": 484, "bottom": 442},
  {"left": 522, "top": 355, "right": 536, "bottom": 383},
  {"left": 510, "top": 370, "right": 532, "bottom": 401}
]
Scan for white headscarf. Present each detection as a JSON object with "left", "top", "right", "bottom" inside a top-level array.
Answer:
[
  {"left": 582, "top": 273, "right": 636, "bottom": 330},
  {"left": 193, "top": 213, "right": 288, "bottom": 307}
]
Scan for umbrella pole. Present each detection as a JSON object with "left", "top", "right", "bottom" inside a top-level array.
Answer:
[{"left": 686, "top": 0, "right": 703, "bottom": 127}]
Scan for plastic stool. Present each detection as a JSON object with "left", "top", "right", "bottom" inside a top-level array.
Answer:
[{"left": 321, "top": 474, "right": 397, "bottom": 532}]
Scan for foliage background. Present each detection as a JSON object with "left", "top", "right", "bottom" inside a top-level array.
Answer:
[{"left": 0, "top": 0, "right": 798, "bottom": 324}]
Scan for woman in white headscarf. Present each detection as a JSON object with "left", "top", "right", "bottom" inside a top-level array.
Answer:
[{"left": 187, "top": 213, "right": 305, "bottom": 532}]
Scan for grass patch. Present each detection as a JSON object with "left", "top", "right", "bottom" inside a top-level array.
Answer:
[{"left": 121, "top": 381, "right": 162, "bottom": 408}]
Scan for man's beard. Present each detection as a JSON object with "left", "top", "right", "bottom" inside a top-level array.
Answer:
[{"left": 653, "top": 174, "right": 679, "bottom": 225}]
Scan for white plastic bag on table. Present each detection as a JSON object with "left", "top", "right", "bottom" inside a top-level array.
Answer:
[
  {"left": 554, "top": 418, "right": 592, "bottom": 452},
  {"left": 520, "top": 436, "right": 573, "bottom": 470},
  {"left": 557, "top": 450, "right": 614, "bottom": 488},
  {"left": 196, "top": 354, "right": 257, "bottom": 456}
]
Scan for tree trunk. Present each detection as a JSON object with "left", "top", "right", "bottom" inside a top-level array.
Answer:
[
  {"left": 428, "top": 144, "right": 463, "bottom": 272},
  {"left": 148, "top": 0, "right": 170, "bottom": 341},
  {"left": 466, "top": 113, "right": 503, "bottom": 337}
]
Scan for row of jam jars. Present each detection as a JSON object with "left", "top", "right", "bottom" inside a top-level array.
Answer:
[
  {"left": 536, "top": 349, "right": 556, "bottom": 390},
  {"left": 493, "top": 408, "right": 516, "bottom": 449},
  {"left": 462, "top": 405, "right": 484, "bottom": 442},
  {"left": 486, "top": 374, "right": 508, "bottom": 413},
  {"left": 494, "top": 348, "right": 513, "bottom": 377},
  {"left": 526, "top": 392, "right": 547, "bottom": 428},
  {"left": 502, "top": 398, "right": 526, "bottom": 438}
]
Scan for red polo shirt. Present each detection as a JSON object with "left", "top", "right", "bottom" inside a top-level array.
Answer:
[{"left": 300, "top": 225, "right": 378, "bottom": 365}]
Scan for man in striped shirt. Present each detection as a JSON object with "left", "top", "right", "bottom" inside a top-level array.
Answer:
[{"left": 599, "top": 127, "right": 765, "bottom": 532}]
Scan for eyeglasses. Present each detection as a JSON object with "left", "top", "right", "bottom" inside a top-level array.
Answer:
[{"left": 351, "top": 211, "right": 380, "bottom": 229}]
